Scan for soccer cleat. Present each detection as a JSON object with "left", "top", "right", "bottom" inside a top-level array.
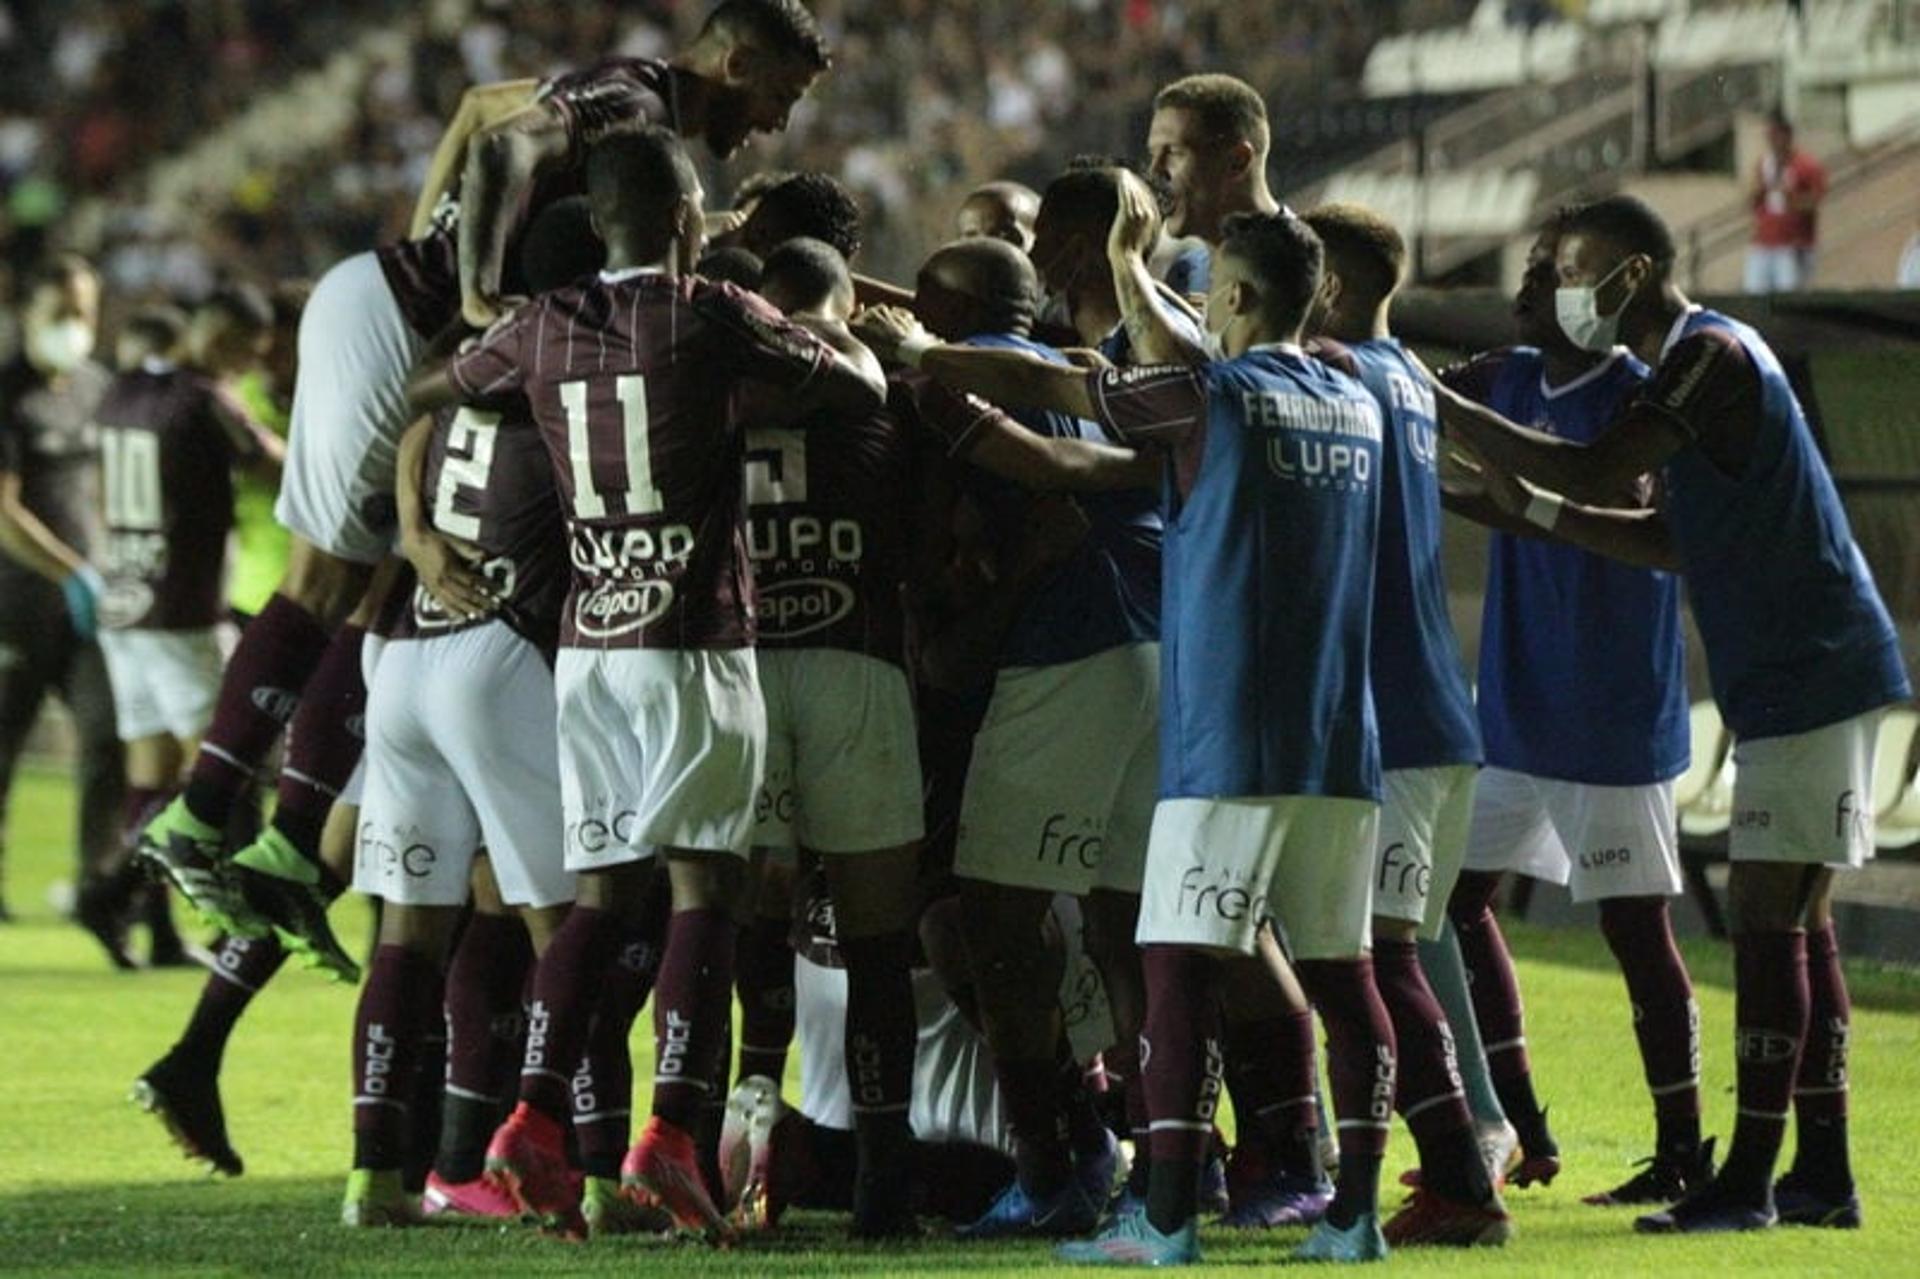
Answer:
[
  {"left": 1584, "top": 1136, "right": 1714, "bottom": 1206},
  {"left": 75, "top": 877, "right": 138, "bottom": 971},
  {"left": 1635, "top": 1176, "right": 1777, "bottom": 1234},
  {"left": 421, "top": 1169, "right": 521, "bottom": 1221},
  {"left": 484, "top": 1103, "right": 585, "bottom": 1236},
  {"left": 1294, "top": 1211, "right": 1390, "bottom": 1263},
  {"left": 718, "top": 1075, "right": 784, "bottom": 1229},
  {"left": 1222, "top": 1169, "right": 1334, "bottom": 1229},
  {"left": 341, "top": 1168, "right": 417, "bottom": 1227},
  {"left": 583, "top": 1175, "right": 673, "bottom": 1237},
  {"left": 1074, "top": 1128, "right": 1126, "bottom": 1209},
  {"left": 1772, "top": 1171, "right": 1862, "bottom": 1229},
  {"left": 622, "top": 1115, "right": 736, "bottom": 1245},
  {"left": 1055, "top": 1205, "right": 1200, "bottom": 1266},
  {"left": 230, "top": 829, "right": 358, "bottom": 983},
  {"left": 130, "top": 1052, "right": 243, "bottom": 1176},
  {"left": 136, "top": 796, "right": 261, "bottom": 937},
  {"left": 1198, "top": 1152, "right": 1230, "bottom": 1216},
  {"left": 1508, "top": 1151, "right": 1561, "bottom": 1188},
  {"left": 1382, "top": 1188, "right": 1513, "bottom": 1247},
  {"left": 1476, "top": 1119, "right": 1521, "bottom": 1188},
  {"left": 958, "top": 1175, "right": 1103, "bottom": 1241}
]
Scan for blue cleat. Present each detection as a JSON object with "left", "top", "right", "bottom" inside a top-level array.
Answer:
[
  {"left": 1075, "top": 1130, "right": 1125, "bottom": 1208},
  {"left": 1772, "top": 1172, "right": 1861, "bottom": 1229},
  {"left": 1056, "top": 1205, "right": 1200, "bottom": 1266},
  {"left": 957, "top": 1175, "right": 1101, "bottom": 1240},
  {"left": 1222, "top": 1169, "right": 1334, "bottom": 1229},
  {"left": 1293, "top": 1212, "right": 1390, "bottom": 1262},
  {"left": 1634, "top": 1178, "right": 1777, "bottom": 1234}
]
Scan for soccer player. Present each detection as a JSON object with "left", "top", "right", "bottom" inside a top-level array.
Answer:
[
  {"left": 867, "top": 192, "right": 1401, "bottom": 1265},
  {"left": 406, "top": 126, "right": 885, "bottom": 1243},
  {"left": 731, "top": 170, "right": 865, "bottom": 262},
  {"left": 1144, "top": 74, "right": 1285, "bottom": 286},
  {"left": 339, "top": 200, "right": 601, "bottom": 1229},
  {"left": 227, "top": 282, "right": 308, "bottom": 623},
  {"left": 956, "top": 181, "right": 1042, "bottom": 252},
  {"left": 0, "top": 253, "right": 122, "bottom": 942},
  {"left": 136, "top": 0, "right": 833, "bottom": 960},
  {"left": 873, "top": 235, "right": 1160, "bottom": 1243},
  {"left": 1439, "top": 211, "right": 1704, "bottom": 1206},
  {"left": 1438, "top": 194, "right": 1911, "bottom": 1233},
  {"left": 1301, "top": 204, "right": 1509, "bottom": 1247}
]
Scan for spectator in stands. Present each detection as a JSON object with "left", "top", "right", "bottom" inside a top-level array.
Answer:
[{"left": 1744, "top": 111, "right": 1827, "bottom": 294}]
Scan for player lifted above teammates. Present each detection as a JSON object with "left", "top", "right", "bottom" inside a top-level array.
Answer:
[
  {"left": 136, "top": 0, "right": 833, "bottom": 974},
  {"left": 1440, "top": 193, "right": 1910, "bottom": 1235},
  {"left": 408, "top": 126, "right": 885, "bottom": 1243}
]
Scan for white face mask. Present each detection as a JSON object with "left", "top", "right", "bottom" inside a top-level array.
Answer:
[
  {"left": 1553, "top": 257, "right": 1634, "bottom": 353},
  {"left": 27, "top": 318, "right": 95, "bottom": 374}
]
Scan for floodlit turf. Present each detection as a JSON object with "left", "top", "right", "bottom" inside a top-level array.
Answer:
[{"left": 3, "top": 761, "right": 1918, "bottom": 1276}]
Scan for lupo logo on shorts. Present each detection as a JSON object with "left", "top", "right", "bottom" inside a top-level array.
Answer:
[{"left": 757, "top": 578, "right": 855, "bottom": 639}]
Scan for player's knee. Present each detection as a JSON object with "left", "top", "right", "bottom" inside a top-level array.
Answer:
[
  {"left": 1727, "top": 861, "right": 1822, "bottom": 933},
  {"left": 1596, "top": 894, "right": 1667, "bottom": 954}
]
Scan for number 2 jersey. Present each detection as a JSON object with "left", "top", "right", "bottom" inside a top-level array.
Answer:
[
  {"left": 392, "top": 397, "right": 568, "bottom": 658},
  {"left": 447, "top": 269, "right": 837, "bottom": 651},
  {"left": 94, "top": 360, "right": 268, "bottom": 631}
]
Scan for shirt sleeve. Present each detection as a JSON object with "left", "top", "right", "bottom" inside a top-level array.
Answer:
[
  {"left": 694, "top": 283, "right": 835, "bottom": 393},
  {"left": 1083, "top": 363, "right": 1209, "bottom": 448},
  {"left": 448, "top": 308, "right": 535, "bottom": 403},
  {"left": 1635, "top": 331, "right": 1752, "bottom": 443},
  {"left": 905, "top": 375, "right": 1012, "bottom": 457},
  {"left": 538, "top": 60, "right": 667, "bottom": 160},
  {"left": 1436, "top": 350, "right": 1507, "bottom": 407}
]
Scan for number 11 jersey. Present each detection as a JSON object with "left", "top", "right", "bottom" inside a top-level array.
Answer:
[{"left": 448, "top": 269, "right": 837, "bottom": 651}]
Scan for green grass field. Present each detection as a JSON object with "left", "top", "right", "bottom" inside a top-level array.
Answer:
[{"left": 4, "top": 759, "right": 1919, "bottom": 1276}]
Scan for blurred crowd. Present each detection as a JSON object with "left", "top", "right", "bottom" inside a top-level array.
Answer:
[{"left": 0, "top": 0, "right": 1480, "bottom": 308}]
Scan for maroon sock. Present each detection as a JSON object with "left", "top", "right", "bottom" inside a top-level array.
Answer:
[
  {"left": 1222, "top": 1007, "right": 1321, "bottom": 1179},
  {"left": 1793, "top": 922, "right": 1852, "bottom": 1187},
  {"left": 735, "top": 913, "right": 797, "bottom": 1083},
  {"left": 1598, "top": 897, "right": 1702, "bottom": 1154},
  {"left": 125, "top": 786, "right": 169, "bottom": 840},
  {"left": 519, "top": 905, "right": 620, "bottom": 1122},
  {"left": 1140, "top": 945, "right": 1223, "bottom": 1233},
  {"left": 352, "top": 944, "right": 443, "bottom": 1170},
  {"left": 437, "top": 913, "right": 532, "bottom": 1183},
  {"left": 1722, "top": 930, "right": 1809, "bottom": 1199},
  {"left": 650, "top": 907, "right": 740, "bottom": 1131},
  {"left": 573, "top": 911, "right": 667, "bottom": 1177},
  {"left": 186, "top": 595, "right": 331, "bottom": 823},
  {"left": 270, "top": 624, "right": 367, "bottom": 858},
  {"left": 1373, "top": 939, "right": 1486, "bottom": 1203},
  {"left": 175, "top": 934, "right": 288, "bottom": 1066},
  {"left": 1449, "top": 879, "right": 1551, "bottom": 1151},
  {"left": 1108, "top": 1037, "right": 1152, "bottom": 1194},
  {"left": 1296, "top": 957, "right": 1395, "bottom": 1228}
]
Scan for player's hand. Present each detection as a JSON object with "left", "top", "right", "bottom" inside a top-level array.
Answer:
[
  {"left": 703, "top": 208, "right": 748, "bottom": 241},
  {"left": 60, "top": 565, "right": 105, "bottom": 643},
  {"left": 1060, "top": 347, "right": 1114, "bottom": 371},
  {"left": 1012, "top": 494, "right": 1091, "bottom": 578},
  {"left": 402, "top": 527, "right": 497, "bottom": 621},
  {"left": 1107, "top": 172, "right": 1160, "bottom": 262},
  {"left": 463, "top": 291, "right": 526, "bottom": 331},
  {"left": 851, "top": 305, "right": 928, "bottom": 363}
]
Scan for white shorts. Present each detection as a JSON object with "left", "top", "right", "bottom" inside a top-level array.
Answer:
[
  {"left": 341, "top": 759, "right": 365, "bottom": 808},
  {"left": 1464, "top": 767, "right": 1682, "bottom": 902},
  {"left": 556, "top": 646, "right": 765, "bottom": 868},
  {"left": 1137, "top": 794, "right": 1380, "bottom": 960},
  {"left": 954, "top": 644, "right": 1159, "bottom": 897},
  {"left": 753, "top": 649, "right": 924, "bottom": 853},
  {"left": 1729, "top": 709, "right": 1885, "bottom": 868},
  {"left": 97, "top": 626, "right": 231, "bottom": 741},
  {"left": 1372, "top": 765, "right": 1478, "bottom": 938},
  {"left": 354, "top": 621, "right": 571, "bottom": 909},
  {"left": 274, "top": 251, "right": 422, "bottom": 564}
]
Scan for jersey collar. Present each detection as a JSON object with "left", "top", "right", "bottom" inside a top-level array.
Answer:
[
  {"left": 1540, "top": 348, "right": 1627, "bottom": 400},
  {"left": 599, "top": 264, "right": 670, "bottom": 283},
  {"left": 1659, "top": 304, "right": 1704, "bottom": 362},
  {"left": 1245, "top": 341, "right": 1304, "bottom": 358}
]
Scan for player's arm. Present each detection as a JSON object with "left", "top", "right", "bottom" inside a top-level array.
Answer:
[
  {"left": 854, "top": 305, "right": 1098, "bottom": 422},
  {"left": 408, "top": 307, "right": 532, "bottom": 420},
  {"left": 0, "top": 466, "right": 86, "bottom": 585},
  {"left": 913, "top": 375, "right": 1156, "bottom": 493},
  {"left": 394, "top": 413, "right": 496, "bottom": 619},
  {"left": 1472, "top": 446, "right": 1679, "bottom": 571},
  {"left": 206, "top": 386, "right": 286, "bottom": 482},
  {"left": 853, "top": 273, "right": 917, "bottom": 310},
  {"left": 705, "top": 287, "right": 887, "bottom": 421},
  {"left": 1433, "top": 381, "right": 1688, "bottom": 507},
  {"left": 409, "top": 78, "right": 543, "bottom": 237},
  {"left": 1109, "top": 174, "right": 1209, "bottom": 368},
  {"left": 457, "top": 98, "right": 573, "bottom": 328}
]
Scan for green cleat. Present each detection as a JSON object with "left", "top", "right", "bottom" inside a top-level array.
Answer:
[
  {"left": 135, "top": 796, "right": 264, "bottom": 937},
  {"left": 231, "top": 828, "right": 358, "bottom": 983},
  {"left": 342, "top": 1168, "right": 417, "bottom": 1228},
  {"left": 1293, "top": 1212, "right": 1390, "bottom": 1263},
  {"left": 583, "top": 1175, "right": 672, "bottom": 1238}
]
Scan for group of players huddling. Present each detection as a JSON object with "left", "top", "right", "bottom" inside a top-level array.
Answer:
[{"left": 52, "top": 0, "right": 1901, "bottom": 1265}]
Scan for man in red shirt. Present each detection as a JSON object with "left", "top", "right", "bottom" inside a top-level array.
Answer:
[{"left": 1745, "top": 112, "right": 1827, "bottom": 294}]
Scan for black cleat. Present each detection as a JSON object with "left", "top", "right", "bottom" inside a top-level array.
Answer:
[
  {"left": 131, "top": 1052, "right": 244, "bottom": 1176},
  {"left": 1635, "top": 1173, "right": 1775, "bottom": 1234},
  {"left": 75, "top": 877, "right": 138, "bottom": 971},
  {"left": 229, "top": 844, "right": 358, "bottom": 984},
  {"left": 1773, "top": 1170, "right": 1862, "bottom": 1228},
  {"left": 1585, "top": 1136, "right": 1715, "bottom": 1207}
]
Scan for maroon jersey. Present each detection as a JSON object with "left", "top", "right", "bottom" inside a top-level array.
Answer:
[
  {"left": 375, "top": 58, "right": 676, "bottom": 341},
  {"left": 393, "top": 397, "right": 568, "bottom": 658},
  {"left": 94, "top": 362, "right": 263, "bottom": 631},
  {"left": 743, "top": 399, "right": 914, "bottom": 667},
  {"left": 448, "top": 271, "right": 836, "bottom": 650}
]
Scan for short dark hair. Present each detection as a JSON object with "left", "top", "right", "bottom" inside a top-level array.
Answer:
[
  {"left": 1303, "top": 203, "right": 1406, "bottom": 304},
  {"left": 698, "top": 245, "right": 765, "bottom": 290},
  {"left": 519, "top": 196, "right": 606, "bottom": 293},
  {"left": 587, "top": 127, "right": 698, "bottom": 238},
  {"left": 700, "top": 0, "right": 830, "bottom": 71},
  {"left": 752, "top": 172, "right": 863, "bottom": 260},
  {"left": 1041, "top": 166, "right": 1125, "bottom": 238},
  {"left": 124, "top": 304, "right": 187, "bottom": 354},
  {"left": 760, "top": 237, "right": 849, "bottom": 313},
  {"left": 1218, "top": 211, "right": 1323, "bottom": 332},
  {"left": 198, "top": 281, "right": 274, "bottom": 331},
  {"left": 1563, "top": 194, "right": 1676, "bottom": 266},
  {"left": 733, "top": 168, "right": 797, "bottom": 210},
  {"left": 1153, "top": 74, "right": 1270, "bottom": 152}
]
